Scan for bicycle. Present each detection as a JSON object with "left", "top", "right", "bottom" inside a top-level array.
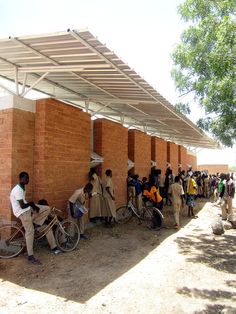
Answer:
[
  {"left": 0, "top": 207, "right": 80, "bottom": 259},
  {"left": 116, "top": 198, "right": 164, "bottom": 226}
]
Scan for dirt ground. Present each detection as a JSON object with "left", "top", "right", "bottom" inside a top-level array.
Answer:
[{"left": 0, "top": 199, "right": 236, "bottom": 314}]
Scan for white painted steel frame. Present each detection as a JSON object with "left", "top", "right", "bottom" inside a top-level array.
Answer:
[{"left": 0, "top": 29, "right": 217, "bottom": 148}]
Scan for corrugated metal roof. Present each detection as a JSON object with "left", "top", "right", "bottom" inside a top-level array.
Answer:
[{"left": 0, "top": 29, "right": 217, "bottom": 148}]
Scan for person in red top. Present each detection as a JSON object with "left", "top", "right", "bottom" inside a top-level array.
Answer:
[{"left": 143, "top": 179, "right": 163, "bottom": 229}]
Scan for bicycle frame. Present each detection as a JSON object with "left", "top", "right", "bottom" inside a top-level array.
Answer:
[
  {"left": 5, "top": 224, "right": 24, "bottom": 246},
  {"left": 127, "top": 198, "right": 164, "bottom": 221},
  {"left": 0, "top": 207, "right": 80, "bottom": 258},
  {"left": 127, "top": 199, "right": 142, "bottom": 218},
  {"left": 35, "top": 215, "right": 58, "bottom": 240}
]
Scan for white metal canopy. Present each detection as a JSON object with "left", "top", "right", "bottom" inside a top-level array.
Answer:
[{"left": 0, "top": 29, "right": 217, "bottom": 148}]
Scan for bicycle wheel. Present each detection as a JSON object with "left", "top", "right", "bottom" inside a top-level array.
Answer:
[
  {"left": 143, "top": 206, "right": 164, "bottom": 227},
  {"left": 116, "top": 205, "right": 133, "bottom": 224},
  {"left": 142, "top": 206, "right": 153, "bottom": 220},
  {"left": 55, "top": 219, "right": 80, "bottom": 252},
  {"left": 0, "top": 225, "right": 25, "bottom": 258}
]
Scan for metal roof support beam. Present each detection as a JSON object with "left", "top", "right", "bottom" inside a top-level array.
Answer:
[
  {"left": 120, "top": 114, "right": 125, "bottom": 125},
  {"left": 85, "top": 99, "right": 90, "bottom": 113},
  {"left": 91, "top": 102, "right": 110, "bottom": 117},
  {"left": 91, "top": 98, "right": 139, "bottom": 105},
  {"left": 14, "top": 67, "right": 19, "bottom": 96},
  {"left": 21, "top": 72, "right": 49, "bottom": 97},
  {"left": 1, "top": 41, "right": 88, "bottom": 102},
  {"left": 11, "top": 37, "right": 59, "bottom": 66},
  {"left": 10, "top": 32, "right": 183, "bottom": 136},
  {"left": 90, "top": 98, "right": 152, "bottom": 104},
  {"left": 69, "top": 29, "right": 203, "bottom": 136},
  {"left": 0, "top": 30, "right": 216, "bottom": 149},
  {"left": 17, "top": 65, "right": 85, "bottom": 73},
  {"left": 0, "top": 56, "right": 16, "bottom": 68},
  {"left": 128, "top": 123, "right": 135, "bottom": 129},
  {"left": 127, "top": 103, "right": 168, "bottom": 127},
  {"left": 31, "top": 73, "right": 87, "bottom": 100},
  {"left": 143, "top": 124, "right": 148, "bottom": 133},
  {"left": 21, "top": 73, "right": 28, "bottom": 95},
  {"left": 10, "top": 36, "right": 111, "bottom": 104}
]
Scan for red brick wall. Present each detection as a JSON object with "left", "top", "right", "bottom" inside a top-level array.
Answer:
[
  {"left": 0, "top": 108, "right": 35, "bottom": 222},
  {"left": 198, "top": 164, "right": 229, "bottom": 174},
  {"left": 12, "top": 109, "right": 35, "bottom": 202},
  {"left": 34, "top": 98, "right": 90, "bottom": 213},
  {"left": 169, "top": 142, "right": 179, "bottom": 176},
  {"left": 167, "top": 142, "right": 170, "bottom": 163},
  {"left": 93, "top": 119, "right": 128, "bottom": 207},
  {"left": 128, "top": 129, "right": 151, "bottom": 179},
  {"left": 179, "top": 145, "right": 187, "bottom": 172},
  {"left": 151, "top": 137, "right": 167, "bottom": 175},
  {"left": 187, "top": 153, "right": 197, "bottom": 171},
  {"left": 0, "top": 109, "right": 13, "bottom": 221}
]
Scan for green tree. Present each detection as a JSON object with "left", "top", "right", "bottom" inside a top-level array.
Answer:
[{"left": 171, "top": 0, "right": 236, "bottom": 147}]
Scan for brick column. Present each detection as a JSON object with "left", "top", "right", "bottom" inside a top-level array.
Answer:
[
  {"left": 187, "top": 152, "right": 198, "bottom": 171},
  {"left": 179, "top": 145, "right": 187, "bottom": 172},
  {"left": 151, "top": 137, "right": 167, "bottom": 175},
  {"left": 169, "top": 142, "right": 179, "bottom": 176},
  {"left": 128, "top": 129, "right": 151, "bottom": 179},
  {"left": 0, "top": 95, "right": 35, "bottom": 222},
  {"left": 93, "top": 119, "right": 128, "bottom": 207},
  {"left": 34, "top": 98, "right": 90, "bottom": 213}
]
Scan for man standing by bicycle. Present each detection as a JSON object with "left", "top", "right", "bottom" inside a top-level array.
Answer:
[{"left": 10, "top": 172, "right": 61, "bottom": 265}]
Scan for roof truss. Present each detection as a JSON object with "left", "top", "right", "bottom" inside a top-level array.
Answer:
[{"left": 0, "top": 29, "right": 217, "bottom": 149}]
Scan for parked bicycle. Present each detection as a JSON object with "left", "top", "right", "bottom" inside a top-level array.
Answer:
[
  {"left": 116, "top": 198, "right": 164, "bottom": 226},
  {"left": 0, "top": 207, "right": 80, "bottom": 259}
]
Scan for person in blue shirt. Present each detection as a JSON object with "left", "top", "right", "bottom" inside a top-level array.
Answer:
[{"left": 133, "top": 174, "right": 143, "bottom": 213}]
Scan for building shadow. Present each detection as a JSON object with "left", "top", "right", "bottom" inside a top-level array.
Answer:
[{"left": 0, "top": 198, "right": 219, "bottom": 304}]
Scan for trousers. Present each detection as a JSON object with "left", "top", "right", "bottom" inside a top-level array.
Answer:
[{"left": 19, "top": 208, "right": 56, "bottom": 256}]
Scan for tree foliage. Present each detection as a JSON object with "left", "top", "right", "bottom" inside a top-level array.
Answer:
[
  {"left": 171, "top": 0, "right": 236, "bottom": 146},
  {"left": 174, "top": 102, "right": 191, "bottom": 115}
]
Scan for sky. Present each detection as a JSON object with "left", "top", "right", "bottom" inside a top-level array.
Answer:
[{"left": 0, "top": 0, "right": 235, "bottom": 166}]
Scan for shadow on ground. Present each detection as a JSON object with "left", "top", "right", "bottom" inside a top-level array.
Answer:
[
  {"left": 175, "top": 231, "right": 236, "bottom": 274},
  {"left": 194, "top": 304, "right": 236, "bottom": 314},
  {"left": 175, "top": 202, "right": 236, "bottom": 314},
  {"left": 0, "top": 199, "right": 214, "bottom": 304},
  {"left": 177, "top": 286, "right": 236, "bottom": 301},
  {"left": 177, "top": 287, "right": 236, "bottom": 314}
]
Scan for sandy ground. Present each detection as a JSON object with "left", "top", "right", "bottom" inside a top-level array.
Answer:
[{"left": 0, "top": 199, "right": 236, "bottom": 314}]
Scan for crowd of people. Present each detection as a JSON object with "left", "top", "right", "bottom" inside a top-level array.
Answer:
[
  {"left": 9, "top": 167, "right": 235, "bottom": 264},
  {"left": 127, "top": 167, "right": 235, "bottom": 227}
]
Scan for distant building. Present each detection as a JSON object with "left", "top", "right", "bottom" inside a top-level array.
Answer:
[{"left": 198, "top": 164, "right": 229, "bottom": 174}]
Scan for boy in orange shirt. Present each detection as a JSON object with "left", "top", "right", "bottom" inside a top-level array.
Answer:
[{"left": 143, "top": 180, "right": 163, "bottom": 229}]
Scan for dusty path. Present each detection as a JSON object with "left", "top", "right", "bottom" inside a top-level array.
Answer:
[{"left": 0, "top": 200, "right": 236, "bottom": 314}]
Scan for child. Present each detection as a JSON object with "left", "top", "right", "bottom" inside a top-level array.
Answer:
[
  {"left": 68, "top": 183, "right": 93, "bottom": 238},
  {"left": 143, "top": 180, "right": 163, "bottom": 229}
]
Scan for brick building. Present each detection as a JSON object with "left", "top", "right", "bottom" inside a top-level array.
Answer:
[
  {"left": 186, "top": 151, "right": 198, "bottom": 171},
  {"left": 0, "top": 95, "right": 200, "bottom": 222},
  {"left": 198, "top": 164, "right": 229, "bottom": 174},
  {"left": 0, "top": 29, "right": 216, "bottom": 222}
]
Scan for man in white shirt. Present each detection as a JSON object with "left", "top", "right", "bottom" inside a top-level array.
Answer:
[{"left": 10, "top": 172, "right": 61, "bottom": 265}]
